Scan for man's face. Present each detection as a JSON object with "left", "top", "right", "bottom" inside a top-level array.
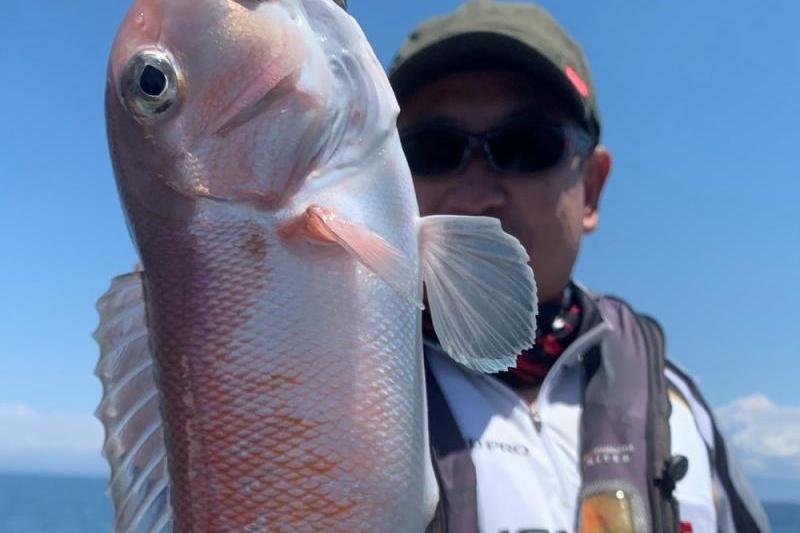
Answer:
[{"left": 398, "top": 69, "right": 610, "bottom": 303}]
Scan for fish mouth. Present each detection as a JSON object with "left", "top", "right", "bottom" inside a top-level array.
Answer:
[
  {"left": 229, "top": 0, "right": 270, "bottom": 9},
  {"left": 207, "top": 67, "right": 300, "bottom": 138}
]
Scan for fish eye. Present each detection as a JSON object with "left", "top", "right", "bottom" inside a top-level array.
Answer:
[
  {"left": 121, "top": 50, "right": 181, "bottom": 120},
  {"left": 139, "top": 65, "right": 167, "bottom": 97}
]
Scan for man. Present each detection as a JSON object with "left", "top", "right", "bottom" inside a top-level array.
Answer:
[{"left": 388, "top": 1, "right": 768, "bottom": 532}]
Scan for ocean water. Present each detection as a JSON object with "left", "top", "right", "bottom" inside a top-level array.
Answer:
[
  {"left": 0, "top": 473, "right": 797, "bottom": 532},
  {"left": 769, "top": 503, "right": 800, "bottom": 533},
  {"left": 0, "top": 474, "right": 110, "bottom": 533}
]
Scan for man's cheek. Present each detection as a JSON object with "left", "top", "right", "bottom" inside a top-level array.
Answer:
[{"left": 413, "top": 182, "right": 445, "bottom": 214}]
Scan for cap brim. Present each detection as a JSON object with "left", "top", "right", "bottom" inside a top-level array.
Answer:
[{"left": 390, "top": 32, "right": 589, "bottom": 134}]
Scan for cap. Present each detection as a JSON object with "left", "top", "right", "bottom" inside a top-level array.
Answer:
[{"left": 388, "top": 0, "right": 601, "bottom": 141}]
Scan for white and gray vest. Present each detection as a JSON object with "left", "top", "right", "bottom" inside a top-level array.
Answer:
[{"left": 425, "top": 287, "right": 768, "bottom": 533}]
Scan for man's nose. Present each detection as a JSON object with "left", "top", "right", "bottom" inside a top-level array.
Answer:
[{"left": 444, "top": 159, "right": 507, "bottom": 214}]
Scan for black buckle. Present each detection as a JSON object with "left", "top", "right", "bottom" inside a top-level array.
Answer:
[{"left": 659, "top": 455, "right": 689, "bottom": 494}]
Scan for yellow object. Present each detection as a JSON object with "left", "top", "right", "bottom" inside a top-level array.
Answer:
[{"left": 578, "top": 490, "right": 636, "bottom": 533}]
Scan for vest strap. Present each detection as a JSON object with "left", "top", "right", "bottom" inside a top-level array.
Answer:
[{"left": 425, "top": 357, "right": 479, "bottom": 533}]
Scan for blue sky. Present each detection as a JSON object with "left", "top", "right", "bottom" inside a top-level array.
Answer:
[{"left": 1, "top": 0, "right": 798, "bottom": 498}]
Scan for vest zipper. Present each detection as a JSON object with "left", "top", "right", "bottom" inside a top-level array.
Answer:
[
  {"left": 526, "top": 321, "right": 612, "bottom": 507},
  {"left": 536, "top": 321, "right": 611, "bottom": 405},
  {"left": 530, "top": 407, "right": 543, "bottom": 432}
]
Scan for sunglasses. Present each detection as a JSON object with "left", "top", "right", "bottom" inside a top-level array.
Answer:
[{"left": 399, "top": 114, "right": 594, "bottom": 177}]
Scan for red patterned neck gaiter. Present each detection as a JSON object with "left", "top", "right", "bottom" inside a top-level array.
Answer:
[{"left": 503, "top": 302, "right": 581, "bottom": 386}]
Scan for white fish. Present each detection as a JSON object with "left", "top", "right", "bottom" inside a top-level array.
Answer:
[{"left": 95, "top": 1, "right": 538, "bottom": 531}]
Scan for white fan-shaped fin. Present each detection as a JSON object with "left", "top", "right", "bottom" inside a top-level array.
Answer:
[
  {"left": 93, "top": 272, "right": 173, "bottom": 533},
  {"left": 419, "top": 215, "right": 538, "bottom": 373}
]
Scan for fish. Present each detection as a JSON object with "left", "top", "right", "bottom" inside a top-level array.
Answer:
[{"left": 95, "top": 1, "right": 538, "bottom": 531}]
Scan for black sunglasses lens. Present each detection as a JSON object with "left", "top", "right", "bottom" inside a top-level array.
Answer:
[
  {"left": 401, "top": 126, "right": 466, "bottom": 176},
  {"left": 489, "top": 123, "right": 566, "bottom": 173}
]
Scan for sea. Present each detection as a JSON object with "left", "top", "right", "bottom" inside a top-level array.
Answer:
[{"left": 0, "top": 473, "right": 798, "bottom": 532}]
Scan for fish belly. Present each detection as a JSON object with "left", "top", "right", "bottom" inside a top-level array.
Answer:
[{"left": 140, "top": 206, "right": 426, "bottom": 532}]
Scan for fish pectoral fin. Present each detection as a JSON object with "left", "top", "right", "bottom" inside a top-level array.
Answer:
[
  {"left": 418, "top": 215, "right": 538, "bottom": 373},
  {"left": 94, "top": 271, "right": 173, "bottom": 533},
  {"left": 301, "top": 205, "right": 421, "bottom": 307}
]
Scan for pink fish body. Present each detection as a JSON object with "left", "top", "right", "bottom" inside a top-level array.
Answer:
[{"left": 96, "top": 1, "right": 538, "bottom": 532}]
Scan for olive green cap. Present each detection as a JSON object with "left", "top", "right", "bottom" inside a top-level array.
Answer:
[{"left": 388, "top": 0, "right": 601, "bottom": 141}]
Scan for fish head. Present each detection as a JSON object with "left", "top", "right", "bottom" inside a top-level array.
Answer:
[{"left": 106, "top": 0, "right": 339, "bottom": 216}]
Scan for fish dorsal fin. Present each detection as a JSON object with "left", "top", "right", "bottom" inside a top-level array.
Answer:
[
  {"left": 94, "top": 272, "right": 173, "bottom": 533},
  {"left": 419, "top": 215, "right": 538, "bottom": 373}
]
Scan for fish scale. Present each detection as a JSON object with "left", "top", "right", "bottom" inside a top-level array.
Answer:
[{"left": 132, "top": 206, "right": 422, "bottom": 531}]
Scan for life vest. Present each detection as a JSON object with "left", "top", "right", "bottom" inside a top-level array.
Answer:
[{"left": 424, "top": 288, "right": 769, "bottom": 533}]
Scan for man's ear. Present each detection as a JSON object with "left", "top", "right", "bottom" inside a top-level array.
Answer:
[{"left": 582, "top": 146, "right": 611, "bottom": 234}]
